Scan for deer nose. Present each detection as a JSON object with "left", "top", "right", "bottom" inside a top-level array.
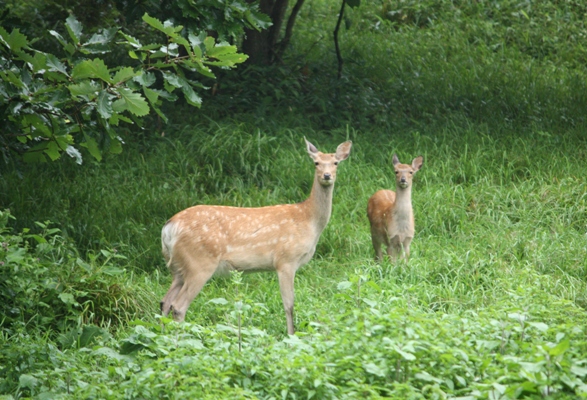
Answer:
[
  {"left": 400, "top": 177, "right": 406, "bottom": 183},
  {"left": 323, "top": 173, "right": 332, "bottom": 180}
]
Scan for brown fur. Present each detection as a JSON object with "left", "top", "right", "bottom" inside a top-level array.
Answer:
[
  {"left": 367, "top": 154, "right": 423, "bottom": 262},
  {"left": 161, "top": 138, "right": 352, "bottom": 335}
]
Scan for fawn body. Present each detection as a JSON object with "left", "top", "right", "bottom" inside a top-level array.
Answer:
[
  {"left": 367, "top": 154, "right": 423, "bottom": 262},
  {"left": 161, "top": 138, "right": 352, "bottom": 335}
]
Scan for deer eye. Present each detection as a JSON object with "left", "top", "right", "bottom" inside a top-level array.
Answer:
[
  {"left": 315, "top": 162, "right": 319, "bottom": 166},
  {"left": 334, "top": 162, "right": 338, "bottom": 165},
  {"left": 395, "top": 170, "right": 398, "bottom": 174},
  {"left": 409, "top": 171, "right": 413, "bottom": 174}
]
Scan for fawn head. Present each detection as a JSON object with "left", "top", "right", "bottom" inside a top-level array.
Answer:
[
  {"left": 393, "top": 154, "right": 424, "bottom": 189},
  {"left": 305, "top": 138, "right": 352, "bottom": 186}
]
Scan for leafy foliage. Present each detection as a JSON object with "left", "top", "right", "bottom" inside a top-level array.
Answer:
[
  {"left": 0, "top": 210, "right": 152, "bottom": 334},
  {"left": 168, "top": 0, "right": 272, "bottom": 41},
  {"left": 2, "top": 0, "right": 587, "bottom": 398},
  {"left": 0, "top": 14, "right": 247, "bottom": 164}
]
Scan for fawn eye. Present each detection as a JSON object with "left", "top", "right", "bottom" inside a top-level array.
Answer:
[
  {"left": 315, "top": 162, "right": 319, "bottom": 166},
  {"left": 409, "top": 171, "right": 413, "bottom": 174},
  {"left": 395, "top": 170, "right": 398, "bottom": 174},
  {"left": 334, "top": 162, "right": 338, "bottom": 165}
]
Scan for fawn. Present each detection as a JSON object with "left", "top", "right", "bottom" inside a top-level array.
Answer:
[
  {"left": 160, "top": 138, "right": 352, "bottom": 335},
  {"left": 367, "top": 154, "right": 423, "bottom": 262}
]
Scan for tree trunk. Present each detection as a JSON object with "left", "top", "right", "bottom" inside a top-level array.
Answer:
[{"left": 242, "top": 0, "right": 303, "bottom": 65}]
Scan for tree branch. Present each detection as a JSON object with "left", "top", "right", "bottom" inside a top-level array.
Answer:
[
  {"left": 333, "top": 0, "right": 346, "bottom": 79},
  {"left": 276, "top": 0, "right": 306, "bottom": 61}
]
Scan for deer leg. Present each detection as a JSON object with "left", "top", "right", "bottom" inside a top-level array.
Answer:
[
  {"left": 387, "top": 243, "right": 399, "bottom": 263},
  {"left": 402, "top": 238, "right": 412, "bottom": 262},
  {"left": 276, "top": 267, "right": 296, "bottom": 335},
  {"left": 371, "top": 231, "right": 384, "bottom": 263},
  {"left": 161, "top": 275, "right": 183, "bottom": 316},
  {"left": 169, "top": 255, "right": 218, "bottom": 322}
]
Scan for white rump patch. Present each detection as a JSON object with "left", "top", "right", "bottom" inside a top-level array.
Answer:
[{"left": 161, "top": 220, "right": 182, "bottom": 258}]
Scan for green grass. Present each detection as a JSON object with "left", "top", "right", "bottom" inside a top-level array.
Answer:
[
  {"left": 2, "top": 122, "right": 587, "bottom": 398},
  {"left": 2, "top": 0, "right": 587, "bottom": 397}
]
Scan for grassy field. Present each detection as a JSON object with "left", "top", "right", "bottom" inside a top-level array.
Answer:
[{"left": 2, "top": 0, "right": 587, "bottom": 398}]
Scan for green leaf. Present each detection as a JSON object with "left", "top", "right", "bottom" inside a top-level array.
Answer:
[
  {"left": 49, "top": 30, "right": 67, "bottom": 48},
  {"left": 6, "top": 247, "right": 26, "bottom": 263},
  {"left": 19, "top": 374, "right": 38, "bottom": 390},
  {"left": 162, "top": 72, "right": 183, "bottom": 88},
  {"left": 134, "top": 71, "right": 156, "bottom": 87},
  {"left": 59, "top": 292, "right": 78, "bottom": 306},
  {"left": 65, "top": 145, "right": 83, "bottom": 164},
  {"left": 45, "top": 54, "right": 69, "bottom": 76},
  {"left": 82, "top": 27, "right": 117, "bottom": 53},
  {"left": 142, "top": 13, "right": 178, "bottom": 37},
  {"left": 109, "top": 137, "right": 123, "bottom": 154},
  {"left": 65, "top": 15, "right": 83, "bottom": 44},
  {"left": 143, "top": 88, "right": 169, "bottom": 123},
  {"left": 415, "top": 371, "right": 442, "bottom": 383},
  {"left": 118, "top": 32, "right": 142, "bottom": 49},
  {"left": 244, "top": 10, "right": 273, "bottom": 31},
  {"left": 571, "top": 365, "right": 587, "bottom": 377},
  {"left": 81, "top": 135, "right": 102, "bottom": 161},
  {"left": 188, "top": 31, "right": 206, "bottom": 49},
  {"left": 93, "top": 346, "right": 127, "bottom": 361},
  {"left": 204, "top": 52, "right": 249, "bottom": 67},
  {"left": 172, "top": 36, "right": 191, "bottom": 53},
  {"left": 44, "top": 141, "right": 62, "bottom": 161},
  {"left": 1, "top": 70, "right": 25, "bottom": 87},
  {"left": 68, "top": 80, "right": 99, "bottom": 97},
  {"left": 117, "top": 88, "right": 149, "bottom": 116},
  {"left": 0, "top": 27, "right": 28, "bottom": 52},
  {"left": 203, "top": 36, "right": 215, "bottom": 52},
  {"left": 22, "top": 114, "right": 51, "bottom": 137},
  {"left": 363, "top": 362, "right": 385, "bottom": 377},
  {"left": 527, "top": 322, "right": 549, "bottom": 332},
  {"left": 79, "top": 325, "right": 109, "bottom": 348},
  {"left": 207, "top": 43, "right": 238, "bottom": 57},
  {"left": 28, "top": 52, "right": 49, "bottom": 74},
  {"left": 345, "top": 0, "right": 361, "bottom": 8},
  {"left": 519, "top": 362, "right": 545, "bottom": 373},
  {"left": 97, "top": 90, "right": 113, "bottom": 119},
  {"left": 396, "top": 348, "right": 416, "bottom": 361},
  {"left": 112, "top": 67, "right": 136, "bottom": 84},
  {"left": 549, "top": 339, "right": 570, "bottom": 356},
  {"left": 142, "top": 86, "right": 159, "bottom": 105},
  {"left": 181, "top": 83, "right": 202, "bottom": 108},
  {"left": 71, "top": 59, "right": 111, "bottom": 83}
]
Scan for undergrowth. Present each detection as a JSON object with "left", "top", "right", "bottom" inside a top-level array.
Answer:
[{"left": 2, "top": 0, "right": 587, "bottom": 398}]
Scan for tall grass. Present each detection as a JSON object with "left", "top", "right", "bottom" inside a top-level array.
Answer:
[
  {"left": 2, "top": 0, "right": 587, "bottom": 397},
  {"left": 2, "top": 121, "right": 586, "bottom": 308}
]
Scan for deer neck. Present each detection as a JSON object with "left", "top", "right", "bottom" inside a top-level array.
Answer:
[
  {"left": 301, "top": 177, "right": 334, "bottom": 232},
  {"left": 394, "top": 186, "right": 413, "bottom": 214}
]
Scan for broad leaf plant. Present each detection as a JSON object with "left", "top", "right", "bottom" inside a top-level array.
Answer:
[{"left": 0, "top": 14, "right": 248, "bottom": 163}]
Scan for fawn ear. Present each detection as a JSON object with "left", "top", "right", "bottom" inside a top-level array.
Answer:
[
  {"left": 412, "top": 156, "right": 424, "bottom": 171},
  {"left": 335, "top": 141, "right": 352, "bottom": 161},
  {"left": 392, "top": 154, "right": 400, "bottom": 166},
  {"left": 305, "top": 137, "right": 320, "bottom": 160}
]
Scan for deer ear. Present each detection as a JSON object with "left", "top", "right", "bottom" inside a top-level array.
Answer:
[
  {"left": 335, "top": 141, "right": 352, "bottom": 161},
  {"left": 305, "top": 137, "right": 319, "bottom": 160},
  {"left": 392, "top": 154, "right": 400, "bottom": 166},
  {"left": 412, "top": 156, "right": 424, "bottom": 171}
]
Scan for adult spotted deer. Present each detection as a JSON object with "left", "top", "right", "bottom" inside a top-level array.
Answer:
[
  {"left": 367, "top": 154, "right": 423, "bottom": 263},
  {"left": 161, "top": 138, "right": 352, "bottom": 335}
]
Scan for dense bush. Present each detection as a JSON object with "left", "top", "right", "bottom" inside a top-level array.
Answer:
[
  {"left": 2, "top": 0, "right": 587, "bottom": 398},
  {"left": 0, "top": 210, "right": 152, "bottom": 334}
]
